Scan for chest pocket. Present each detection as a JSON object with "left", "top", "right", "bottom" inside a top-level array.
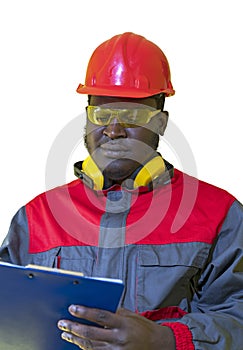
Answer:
[
  {"left": 30, "top": 247, "right": 95, "bottom": 276},
  {"left": 57, "top": 257, "right": 94, "bottom": 276},
  {"left": 136, "top": 243, "right": 210, "bottom": 313}
]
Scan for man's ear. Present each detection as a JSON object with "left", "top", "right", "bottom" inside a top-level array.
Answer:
[{"left": 158, "top": 111, "right": 169, "bottom": 136}]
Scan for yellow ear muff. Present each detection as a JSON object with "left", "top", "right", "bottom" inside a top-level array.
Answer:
[
  {"left": 133, "top": 156, "right": 165, "bottom": 188},
  {"left": 82, "top": 156, "right": 104, "bottom": 190},
  {"left": 82, "top": 155, "right": 166, "bottom": 190}
]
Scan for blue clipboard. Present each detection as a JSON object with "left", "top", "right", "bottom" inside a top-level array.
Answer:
[{"left": 0, "top": 262, "right": 124, "bottom": 350}]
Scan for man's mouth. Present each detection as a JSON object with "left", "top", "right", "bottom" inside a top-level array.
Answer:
[{"left": 99, "top": 141, "right": 130, "bottom": 159}]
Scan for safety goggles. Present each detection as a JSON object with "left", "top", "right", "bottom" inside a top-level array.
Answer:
[{"left": 86, "top": 106, "right": 161, "bottom": 127}]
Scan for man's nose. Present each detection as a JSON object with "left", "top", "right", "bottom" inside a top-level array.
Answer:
[{"left": 103, "top": 118, "right": 127, "bottom": 139}]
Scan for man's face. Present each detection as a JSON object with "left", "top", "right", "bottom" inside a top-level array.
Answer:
[{"left": 85, "top": 95, "right": 168, "bottom": 185}]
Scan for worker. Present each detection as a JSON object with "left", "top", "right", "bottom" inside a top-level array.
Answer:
[{"left": 1, "top": 32, "right": 243, "bottom": 349}]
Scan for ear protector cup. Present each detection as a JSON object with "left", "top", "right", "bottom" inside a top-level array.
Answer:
[
  {"left": 133, "top": 156, "right": 165, "bottom": 187},
  {"left": 82, "top": 156, "right": 104, "bottom": 190},
  {"left": 81, "top": 155, "right": 166, "bottom": 190}
]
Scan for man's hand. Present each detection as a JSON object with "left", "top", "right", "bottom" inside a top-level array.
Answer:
[{"left": 57, "top": 305, "right": 175, "bottom": 349}]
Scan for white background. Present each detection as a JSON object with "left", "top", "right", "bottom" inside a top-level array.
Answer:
[{"left": 0, "top": 0, "right": 242, "bottom": 243}]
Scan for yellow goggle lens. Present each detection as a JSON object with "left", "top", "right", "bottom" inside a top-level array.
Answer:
[{"left": 86, "top": 106, "right": 160, "bottom": 127}]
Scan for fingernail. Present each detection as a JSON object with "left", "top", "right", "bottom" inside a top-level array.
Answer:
[
  {"left": 69, "top": 304, "right": 86, "bottom": 315},
  {"left": 61, "top": 332, "right": 72, "bottom": 342},
  {"left": 69, "top": 304, "right": 84, "bottom": 313},
  {"left": 69, "top": 304, "right": 77, "bottom": 313},
  {"left": 58, "top": 321, "right": 67, "bottom": 330}
]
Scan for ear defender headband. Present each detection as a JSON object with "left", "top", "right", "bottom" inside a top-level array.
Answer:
[{"left": 74, "top": 155, "right": 168, "bottom": 191}]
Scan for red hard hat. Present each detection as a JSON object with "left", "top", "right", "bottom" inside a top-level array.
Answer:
[{"left": 77, "top": 32, "right": 175, "bottom": 98}]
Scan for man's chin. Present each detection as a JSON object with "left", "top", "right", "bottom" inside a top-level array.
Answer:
[{"left": 102, "top": 159, "right": 140, "bottom": 182}]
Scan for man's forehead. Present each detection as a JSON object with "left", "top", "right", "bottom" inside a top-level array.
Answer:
[{"left": 89, "top": 95, "right": 158, "bottom": 108}]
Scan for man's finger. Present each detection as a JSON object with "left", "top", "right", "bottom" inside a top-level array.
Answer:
[
  {"left": 58, "top": 318, "right": 115, "bottom": 342},
  {"left": 68, "top": 305, "right": 122, "bottom": 328}
]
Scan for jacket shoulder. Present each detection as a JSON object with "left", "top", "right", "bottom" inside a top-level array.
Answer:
[{"left": 26, "top": 179, "right": 82, "bottom": 206}]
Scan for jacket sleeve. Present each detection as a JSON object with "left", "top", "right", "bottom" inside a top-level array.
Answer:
[
  {"left": 163, "top": 200, "right": 243, "bottom": 350},
  {"left": 0, "top": 206, "right": 31, "bottom": 265}
]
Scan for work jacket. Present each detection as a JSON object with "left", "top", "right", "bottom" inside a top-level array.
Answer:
[{"left": 1, "top": 167, "right": 243, "bottom": 349}]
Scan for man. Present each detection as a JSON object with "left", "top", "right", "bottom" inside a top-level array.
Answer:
[{"left": 1, "top": 32, "right": 243, "bottom": 349}]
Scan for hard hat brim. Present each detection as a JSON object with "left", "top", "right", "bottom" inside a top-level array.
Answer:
[{"left": 76, "top": 84, "right": 175, "bottom": 98}]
